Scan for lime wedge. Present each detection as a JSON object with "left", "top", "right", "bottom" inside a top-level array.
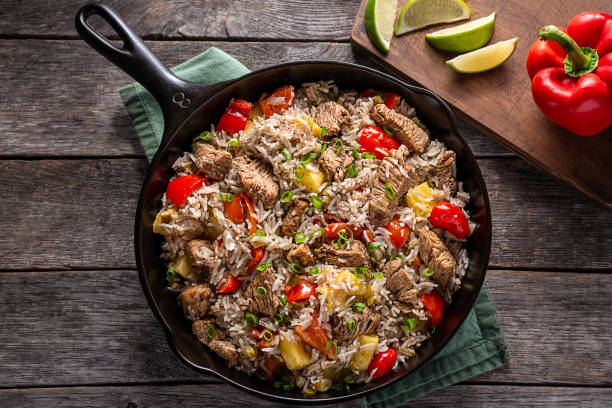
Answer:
[
  {"left": 426, "top": 12, "right": 496, "bottom": 52},
  {"left": 365, "top": 0, "right": 399, "bottom": 53},
  {"left": 395, "top": 0, "right": 471, "bottom": 36},
  {"left": 446, "top": 38, "right": 519, "bottom": 73}
]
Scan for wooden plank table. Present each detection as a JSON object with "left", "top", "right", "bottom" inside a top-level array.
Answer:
[{"left": 0, "top": 1, "right": 610, "bottom": 407}]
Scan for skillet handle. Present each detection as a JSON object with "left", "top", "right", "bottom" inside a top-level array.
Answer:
[{"left": 75, "top": 3, "right": 209, "bottom": 146}]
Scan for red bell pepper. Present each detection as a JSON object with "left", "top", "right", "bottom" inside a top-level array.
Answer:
[
  {"left": 223, "top": 194, "right": 245, "bottom": 224},
  {"left": 242, "top": 246, "right": 264, "bottom": 276},
  {"left": 383, "top": 215, "right": 411, "bottom": 249},
  {"left": 362, "top": 89, "right": 380, "bottom": 98},
  {"left": 429, "top": 202, "right": 470, "bottom": 239},
  {"left": 284, "top": 279, "right": 317, "bottom": 303},
  {"left": 420, "top": 290, "right": 444, "bottom": 326},
  {"left": 526, "top": 13, "right": 612, "bottom": 136},
  {"left": 216, "top": 99, "right": 252, "bottom": 133},
  {"left": 384, "top": 93, "right": 401, "bottom": 109},
  {"left": 324, "top": 222, "right": 364, "bottom": 243},
  {"left": 166, "top": 174, "right": 207, "bottom": 207},
  {"left": 216, "top": 274, "right": 242, "bottom": 294},
  {"left": 262, "top": 354, "right": 285, "bottom": 378},
  {"left": 367, "top": 348, "right": 397, "bottom": 380},
  {"left": 358, "top": 125, "right": 400, "bottom": 160},
  {"left": 294, "top": 310, "right": 335, "bottom": 359},
  {"left": 240, "top": 193, "right": 258, "bottom": 234},
  {"left": 251, "top": 326, "right": 277, "bottom": 349},
  {"left": 259, "top": 86, "right": 295, "bottom": 117}
]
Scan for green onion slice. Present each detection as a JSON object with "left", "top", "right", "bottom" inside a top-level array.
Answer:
[
  {"left": 366, "top": 242, "right": 382, "bottom": 251},
  {"left": 294, "top": 232, "right": 306, "bottom": 243},
  {"left": 361, "top": 152, "right": 376, "bottom": 159},
  {"left": 325, "top": 339, "right": 338, "bottom": 353},
  {"left": 337, "top": 228, "right": 354, "bottom": 242},
  {"left": 405, "top": 317, "right": 417, "bottom": 332},
  {"left": 346, "top": 163, "right": 358, "bottom": 178},
  {"left": 354, "top": 266, "right": 371, "bottom": 279},
  {"left": 348, "top": 318, "right": 356, "bottom": 331},
  {"left": 245, "top": 312, "right": 259, "bottom": 328},
  {"left": 166, "top": 266, "right": 176, "bottom": 282},
  {"left": 295, "top": 163, "right": 305, "bottom": 181},
  {"left": 207, "top": 324, "right": 216, "bottom": 339},
  {"left": 352, "top": 143, "right": 361, "bottom": 158},
  {"left": 256, "top": 286, "right": 268, "bottom": 296},
  {"left": 309, "top": 266, "right": 319, "bottom": 275},
  {"left": 320, "top": 127, "right": 327, "bottom": 138},
  {"left": 334, "top": 139, "right": 343, "bottom": 153},
  {"left": 351, "top": 302, "right": 366, "bottom": 313},
  {"left": 300, "top": 152, "right": 317, "bottom": 164},
  {"left": 308, "top": 227, "right": 325, "bottom": 241},
  {"left": 382, "top": 124, "right": 394, "bottom": 136},
  {"left": 196, "top": 130, "right": 212, "bottom": 142},
  {"left": 311, "top": 195, "right": 323, "bottom": 210},
  {"left": 283, "top": 383, "right": 292, "bottom": 391},
  {"left": 254, "top": 229, "right": 266, "bottom": 237},
  {"left": 278, "top": 293, "right": 287, "bottom": 307},
  {"left": 256, "top": 261, "right": 271, "bottom": 272},
  {"left": 280, "top": 190, "right": 294, "bottom": 203},
  {"left": 219, "top": 192, "right": 234, "bottom": 202},
  {"left": 273, "top": 313, "right": 284, "bottom": 323},
  {"left": 262, "top": 329, "right": 273, "bottom": 341},
  {"left": 390, "top": 252, "right": 405, "bottom": 264},
  {"left": 422, "top": 267, "right": 434, "bottom": 277},
  {"left": 281, "top": 147, "right": 292, "bottom": 160},
  {"left": 228, "top": 138, "right": 241, "bottom": 148},
  {"left": 373, "top": 272, "right": 384, "bottom": 279},
  {"left": 384, "top": 183, "right": 396, "bottom": 200},
  {"left": 431, "top": 326, "right": 437, "bottom": 334},
  {"left": 320, "top": 143, "right": 328, "bottom": 154},
  {"left": 273, "top": 381, "right": 284, "bottom": 389},
  {"left": 289, "top": 262, "right": 304, "bottom": 274}
]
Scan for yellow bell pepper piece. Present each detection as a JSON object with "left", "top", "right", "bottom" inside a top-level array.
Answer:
[{"left": 405, "top": 182, "right": 437, "bottom": 217}]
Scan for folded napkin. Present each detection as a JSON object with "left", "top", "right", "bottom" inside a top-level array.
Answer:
[{"left": 119, "top": 47, "right": 509, "bottom": 407}]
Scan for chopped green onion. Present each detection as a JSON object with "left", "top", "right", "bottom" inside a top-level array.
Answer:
[
  {"left": 346, "top": 163, "right": 358, "bottom": 178},
  {"left": 300, "top": 152, "right": 317, "bottom": 164},
  {"left": 348, "top": 318, "right": 356, "bottom": 331},
  {"left": 354, "top": 266, "right": 371, "bottom": 279},
  {"left": 256, "top": 286, "right": 268, "bottom": 296},
  {"left": 352, "top": 143, "right": 361, "bottom": 158},
  {"left": 196, "top": 130, "right": 212, "bottom": 142},
  {"left": 361, "top": 152, "right": 377, "bottom": 159},
  {"left": 384, "top": 183, "right": 396, "bottom": 200},
  {"left": 337, "top": 228, "right": 354, "bottom": 242},
  {"left": 390, "top": 252, "right": 405, "bottom": 264},
  {"left": 280, "top": 190, "right": 294, "bottom": 203},
  {"left": 334, "top": 139, "right": 343, "bottom": 153},
  {"left": 281, "top": 147, "right": 292, "bottom": 160},
  {"left": 352, "top": 302, "right": 366, "bottom": 313},
  {"left": 431, "top": 326, "right": 437, "bottom": 334},
  {"left": 309, "top": 266, "right": 319, "bottom": 275},
  {"left": 207, "top": 324, "right": 216, "bottom": 339},
  {"left": 273, "top": 313, "right": 284, "bottom": 323},
  {"left": 320, "top": 127, "right": 327, "bottom": 138},
  {"left": 374, "top": 272, "right": 384, "bottom": 279},
  {"left": 273, "top": 381, "right": 284, "bottom": 389},
  {"left": 325, "top": 339, "right": 338, "bottom": 354},
  {"left": 372, "top": 95, "right": 384, "bottom": 105},
  {"left": 308, "top": 227, "right": 325, "bottom": 240},
  {"left": 166, "top": 266, "right": 176, "bottom": 282},
  {"left": 334, "top": 383, "right": 344, "bottom": 391},
  {"left": 345, "top": 377, "right": 356, "bottom": 384},
  {"left": 283, "top": 383, "right": 293, "bottom": 391},
  {"left": 422, "top": 267, "right": 434, "bottom": 277},
  {"left": 295, "top": 163, "right": 305, "bottom": 181},
  {"left": 254, "top": 229, "right": 266, "bottom": 237},
  {"left": 256, "top": 261, "right": 271, "bottom": 272},
  {"left": 382, "top": 124, "right": 394, "bottom": 136},
  {"left": 279, "top": 293, "right": 287, "bottom": 307},
  {"left": 219, "top": 192, "right": 233, "bottom": 202},
  {"left": 367, "top": 242, "right": 382, "bottom": 251},
  {"left": 262, "top": 329, "right": 273, "bottom": 341},
  {"left": 228, "top": 138, "right": 241, "bottom": 148},
  {"left": 405, "top": 317, "right": 417, "bottom": 332},
  {"left": 320, "top": 143, "right": 328, "bottom": 154},
  {"left": 295, "top": 232, "right": 306, "bottom": 243},
  {"left": 311, "top": 195, "right": 323, "bottom": 210},
  {"left": 245, "top": 312, "right": 259, "bottom": 328},
  {"left": 289, "top": 262, "right": 304, "bottom": 274}
]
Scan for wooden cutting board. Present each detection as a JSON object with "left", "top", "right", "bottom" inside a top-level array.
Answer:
[{"left": 351, "top": 0, "right": 612, "bottom": 210}]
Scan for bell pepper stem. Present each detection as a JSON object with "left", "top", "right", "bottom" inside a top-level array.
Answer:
[{"left": 538, "top": 25, "right": 598, "bottom": 77}]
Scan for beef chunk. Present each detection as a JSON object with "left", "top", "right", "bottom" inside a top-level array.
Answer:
[
  {"left": 314, "top": 101, "right": 351, "bottom": 137},
  {"left": 445, "top": 239, "right": 464, "bottom": 263},
  {"left": 434, "top": 150, "right": 457, "bottom": 195},
  {"left": 381, "top": 258, "right": 418, "bottom": 312},
  {"left": 314, "top": 240, "right": 371, "bottom": 268},
  {"left": 369, "top": 146, "right": 417, "bottom": 225},
  {"left": 418, "top": 228, "right": 456, "bottom": 288},
  {"left": 318, "top": 145, "right": 354, "bottom": 181},
  {"left": 192, "top": 142, "right": 233, "bottom": 180},
  {"left": 192, "top": 319, "right": 238, "bottom": 367},
  {"left": 396, "top": 287, "right": 419, "bottom": 308},
  {"left": 179, "top": 284, "right": 214, "bottom": 320},
  {"left": 287, "top": 244, "right": 315, "bottom": 267},
  {"left": 386, "top": 267, "right": 413, "bottom": 294},
  {"left": 233, "top": 156, "right": 279, "bottom": 209},
  {"left": 381, "top": 257, "right": 403, "bottom": 280},
  {"left": 333, "top": 307, "right": 380, "bottom": 341},
  {"left": 185, "top": 239, "right": 215, "bottom": 268},
  {"left": 281, "top": 198, "right": 309, "bottom": 237},
  {"left": 245, "top": 266, "right": 279, "bottom": 316},
  {"left": 370, "top": 104, "right": 429, "bottom": 154}
]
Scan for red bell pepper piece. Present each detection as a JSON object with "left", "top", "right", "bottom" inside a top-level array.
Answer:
[
  {"left": 367, "top": 348, "right": 397, "bottom": 380},
  {"left": 240, "top": 193, "right": 258, "bottom": 234},
  {"left": 294, "top": 310, "right": 335, "bottom": 359},
  {"left": 358, "top": 125, "right": 400, "bottom": 160},
  {"left": 216, "top": 274, "right": 242, "bottom": 294},
  {"left": 166, "top": 174, "right": 207, "bottom": 207},
  {"left": 284, "top": 279, "right": 317, "bottom": 303},
  {"left": 526, "top": 13, "right": 612, "bottom": 136},
  {"left": 324, "top": 222, "right": 364, "bottom": 243},
  {"left": 223, "top": 194, "right": 245, "bottom": 224},
  {"left": 259, "top": 86, "right": 295, "bottom": 117},
  {"left": 242, "top": 246, "right": 264, "bottom": 276},
  {"left": 262, "top": 354, "right": 285, "bottom": 378},
  {"left": 251, "top": 326, "right": 277, "bottom": 349},
  {"left": 420, "top": 290, "right": 444, "bottom": 326},
  {"left": 384, "top": 93, "right": 400, "bottom": 109},
  {"left": 216, "top": 99, "right": 252, "bottom": 133},
  {"left": 429, "top": 202, "right": 470, "bottom": 239},
  {"left": 362, "top": 89, "right": 379, "bottom": 98},
  {"left": 383, "top": 215, "right": 411, "bottom": 249}
]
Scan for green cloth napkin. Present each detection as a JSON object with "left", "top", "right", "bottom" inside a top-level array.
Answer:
[{"left": 119, "top": 47, "right": 509, "bottom": 407}]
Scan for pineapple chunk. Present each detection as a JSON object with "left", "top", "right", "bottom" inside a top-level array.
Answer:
[
  {"left": 326, "top": 270, "right": 372, "bottom": 310},
  {"left": 308, "top": 118, "right": 322, "bottom": 138},
  {"left": 298, "top": 166, "right": 326, "bottom": 193},
  {"left": 152, "top": 208, "right": 176, "bottom": 233},
  {"left": 169, "top": 255, "right": 191, "bottom": 279},
  {"left": 279, "top": 337, "right": 312, "bottom": 370},
  {"left": 244, "top": 105, "right": 263, "bottom": 133},
  {"left": 349, "top": 334, "right": 379, "bottom": 371},
  {"left": 405, "top": 182, "right": 438, "bottom": 218}
]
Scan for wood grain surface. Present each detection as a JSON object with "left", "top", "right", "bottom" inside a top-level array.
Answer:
[{"left": 351, "top": 0, "right": 612, "bottom": 210}]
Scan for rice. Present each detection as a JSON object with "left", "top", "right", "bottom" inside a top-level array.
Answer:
[{"left": 153, "top": 80, "right": 473, "bottom": 393}]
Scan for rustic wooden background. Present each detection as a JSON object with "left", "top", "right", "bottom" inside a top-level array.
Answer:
[{"left": 0, "top": 1, "right": 610, "bottom": 407}]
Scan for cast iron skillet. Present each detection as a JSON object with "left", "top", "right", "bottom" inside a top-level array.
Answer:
[{"left": 76, "top": 3, "right": 491, "bottom": 404}]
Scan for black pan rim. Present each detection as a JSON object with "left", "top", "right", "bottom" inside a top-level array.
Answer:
[{"left": 134, "top": 60, "right": 492, "bottom": 404}]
